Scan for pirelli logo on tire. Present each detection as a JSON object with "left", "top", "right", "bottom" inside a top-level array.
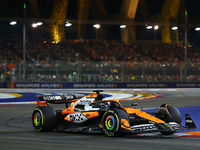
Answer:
[{"left": 102, "top": 111, "right": 120, "bottom": 136}]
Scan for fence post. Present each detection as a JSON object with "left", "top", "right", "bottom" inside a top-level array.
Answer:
[
  {"left": 10, "top": 60, "right": 12, "bottom": 82},
  {"left": 78, "top": 60, "right": 81, "bottom": 82},
  {"left": 19, "top": 61, "right": 23, "bottom": 81},
  {"left": 56, "top": 61, "right": 59, "bottom": 82},
  {"left": 142, "top": 63, "right": 145, "bottom": 81},
  {"left": 163, "top": 64, "right": 166, "bottom": 82},
  {"left": 180, "top": 63, "right": 184, "bottom": 82},
  {"left": 185, "top": 63, "right": 187, "bottom": 81},
  {"left": 121, "top": 61, "right": 124, "bottom": 82},
  {"left": 100, "top": 62, "right": 103, "bottom": 82},
  {"left": 33, "top": 60, "right": 35, "bottom": 81},
  {"left": 4, "top": 60, "right": 7, "bottom": 82}
]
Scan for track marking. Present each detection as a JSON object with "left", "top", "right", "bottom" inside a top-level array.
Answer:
[
  {"left": 0, "top": 93, "right": 22, "bottom": 99},
  {"left": 179, "top": 131, "right": 200, "bottom": 136}
]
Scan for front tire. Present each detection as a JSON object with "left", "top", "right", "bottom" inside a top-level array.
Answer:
[
  {"left": 102, "top": 108, "right": 128, "bottom": 137},
  {"left": 32, "top": 106, "right": 57, "bottom": 132},
  {"left": 156, "top": 104, "right": 182, "bottom": 135}
]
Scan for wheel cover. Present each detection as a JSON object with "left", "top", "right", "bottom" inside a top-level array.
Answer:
[
  {"left": 105, "top": 116, "right": 115, "bottom": 131},
  {"left": 33, "top": 113, "right": 41, "bottom": 126}
]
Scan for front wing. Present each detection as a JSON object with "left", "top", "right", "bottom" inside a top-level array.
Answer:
[
  {"left": 121, "top": 114, "right": 196, "bottom": 134},
  {"left": 121, "top": 122, "right": 181, "bottom": 134}
]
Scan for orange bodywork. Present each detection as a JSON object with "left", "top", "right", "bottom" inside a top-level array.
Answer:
[
  {"left": 123, "top": 108, "right": 165, "bottom": 124},
  {"left": 121, "top": 119, "right": 131, "bottom": 130},
  {"left": 62, "top": 104, "right": 75, "bottom": 115},
  {"left": 64, "top": 116, "right": 71, "bottom": 122},
  {"left": 82, "top": 112, "right": 99, "bottom": 119},
  {"left": 158, "top": 104, "right": 170, "bottom": 114},
  {"left": 37, "top": 101, "right": 48, "bottom": 107},
  {"left": 86, "top": 94, "right": 97, "bottom": 98}
]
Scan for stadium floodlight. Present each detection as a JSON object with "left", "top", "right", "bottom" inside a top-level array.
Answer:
[
  {"left": 146, "top": 26, "right": 153, "bottom": 29},
  {"left": 32, "top": 23, "right": 37, "bottom": 28},
  {"left": 93, "top": 24, "right": 100, "bottom": 28},
  {"left": 65, "top": 22, "right": 72, "bottom": 27},
  {"left": 10, "top": 21, "right": 17, "bottom": 25},
  {"left": 120, "top": 25, "right": 126, "bottom": 28},
  {"left": 36, "top": 22, "right": 43, "bottom": 26},
  {"left": 172, "top": 26, "right": 178, "bottom": 30},
  {"left": 154, "top": 25, "right": 159, "bottom": 30},
  {"left": 195, "top": 27, "right": 200, "bottom": 31}
]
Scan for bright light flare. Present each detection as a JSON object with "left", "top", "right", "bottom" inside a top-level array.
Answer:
[
  {"left": 195, "top": 27, "right": 200, "bottom": 31},
  {"left": 65, "top": 22, "right": 72, "bottom": 27},
  {"left": 172, "top": 26, "right": 178, "bottom": 30},
  {"left": 10, "top": 21, "right": 17, "bottom": 25},
  {"left": 120, "top": 25, "right": 126, "bottom": 28},
  {"left": 154, "top": 25, "right": 159, "bottom": 30},
  {"left": 93, "top": 24, "right": 100, "bottom": 29},
  {"left": 36, "top": 22, "right": 43, "bottom": 26},
  {"left": 146, "top": 26, "right": 153, "bottom": 29},
  {"left": 32, "top": 23, "right": 37, "bottom": 28}
]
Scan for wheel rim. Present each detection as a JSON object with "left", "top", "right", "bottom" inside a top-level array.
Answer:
[
  {"left": 33, "top": 113, "right": 41, "bottom": 126},
  {"left": 105, "top": 116, "right": 115, "bottom": 131}
]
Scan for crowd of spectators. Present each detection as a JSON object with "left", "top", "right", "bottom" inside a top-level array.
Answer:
[
  {"left": 1, "top": 38, "right": 200, "bottom": 82},
  {"left": 1, "top": 38, "right": 200, "bottom": 63},
  {"left": 0, "top": 38, "right": 199, "bottom": 63}
]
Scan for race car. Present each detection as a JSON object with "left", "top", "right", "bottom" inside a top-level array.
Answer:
[{"left": 32, "top": 90, "right": 196, "bottom": 136}]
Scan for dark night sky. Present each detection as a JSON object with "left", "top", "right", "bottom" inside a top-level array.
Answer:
[
  {"left": 145, "top": 0, "right": 200, "bottom": 16},
  {"left": 4, "top": 0, "right": 200, "bottom": 19},
  {"left": 2, "top": 0, "right": 200, "bottom": 46}
]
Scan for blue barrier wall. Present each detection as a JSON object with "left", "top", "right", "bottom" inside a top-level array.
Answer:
[
  {"left": 11, "top": 82, "right": 200, "bottom": 88},
  {"left": 0, "top": 82, "right": 6, "bottom": 88}
]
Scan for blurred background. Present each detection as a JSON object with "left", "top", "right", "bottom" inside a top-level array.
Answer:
[{"left": 0, "top": 0, "right": 200, "bottom": 84}]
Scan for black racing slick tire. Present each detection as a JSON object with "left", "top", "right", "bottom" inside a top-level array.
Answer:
[
  {"left": 102, "top": 108, "right": 129, "bottom": 137},
  {"left": 156, "top": 105, "right": 182, "bottom": 135},
  {"left": 32, "top": 106, "right": 57, "bottom": 132},
  {"left": 166, "top": 105, "right": 182, "bottom": 124}
]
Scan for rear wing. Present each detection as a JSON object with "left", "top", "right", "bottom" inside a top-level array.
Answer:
[{"left": 36, "top": 94, "right": 79, "bottom": 104}]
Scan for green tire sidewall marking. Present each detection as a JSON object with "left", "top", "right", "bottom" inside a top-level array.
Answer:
[
  {"left": 108, "top": 120, "right": 112, "bottom": 128},
  {"left": 33, "top": 108, "right": 44, "bottom": 131},
  {"left": 34, "top": 115, "right": 40, "bottom": 126},
  {"left": 105, "top": 117, "right": 115, "bottom": 131},
  {"left": 102, "top": 111, "right": 119, "bottom": 136}
]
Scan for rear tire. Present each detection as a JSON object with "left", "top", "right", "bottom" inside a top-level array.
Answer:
[{"left": 32, "top": 106, "right": 57, "bottom": 132}]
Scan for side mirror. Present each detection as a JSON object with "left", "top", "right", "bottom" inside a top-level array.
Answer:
[{"left": 132, "top": 103, "right": 137, "bottom": 106}]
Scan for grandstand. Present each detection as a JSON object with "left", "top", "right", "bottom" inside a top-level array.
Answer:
[{"left": 0, "top": 39, "right": 200, "bottom": 83}]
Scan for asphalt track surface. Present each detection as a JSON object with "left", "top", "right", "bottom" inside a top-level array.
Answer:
[{"left": 1, "top": 89, "right": 200, "bottom": 150}]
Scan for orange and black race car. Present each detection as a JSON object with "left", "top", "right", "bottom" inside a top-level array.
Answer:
[{"left": 32, "top": 90, "right": 196, "bottom": 136}]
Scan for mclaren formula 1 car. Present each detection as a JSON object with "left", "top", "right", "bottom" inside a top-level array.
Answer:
[{"left": 32, "top": 90, "right": 196, "bottom": 136}]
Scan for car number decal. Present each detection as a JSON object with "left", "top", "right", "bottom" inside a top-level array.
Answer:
[{"left": 68, "top": 113, "right": 88, "bottom": 123}]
